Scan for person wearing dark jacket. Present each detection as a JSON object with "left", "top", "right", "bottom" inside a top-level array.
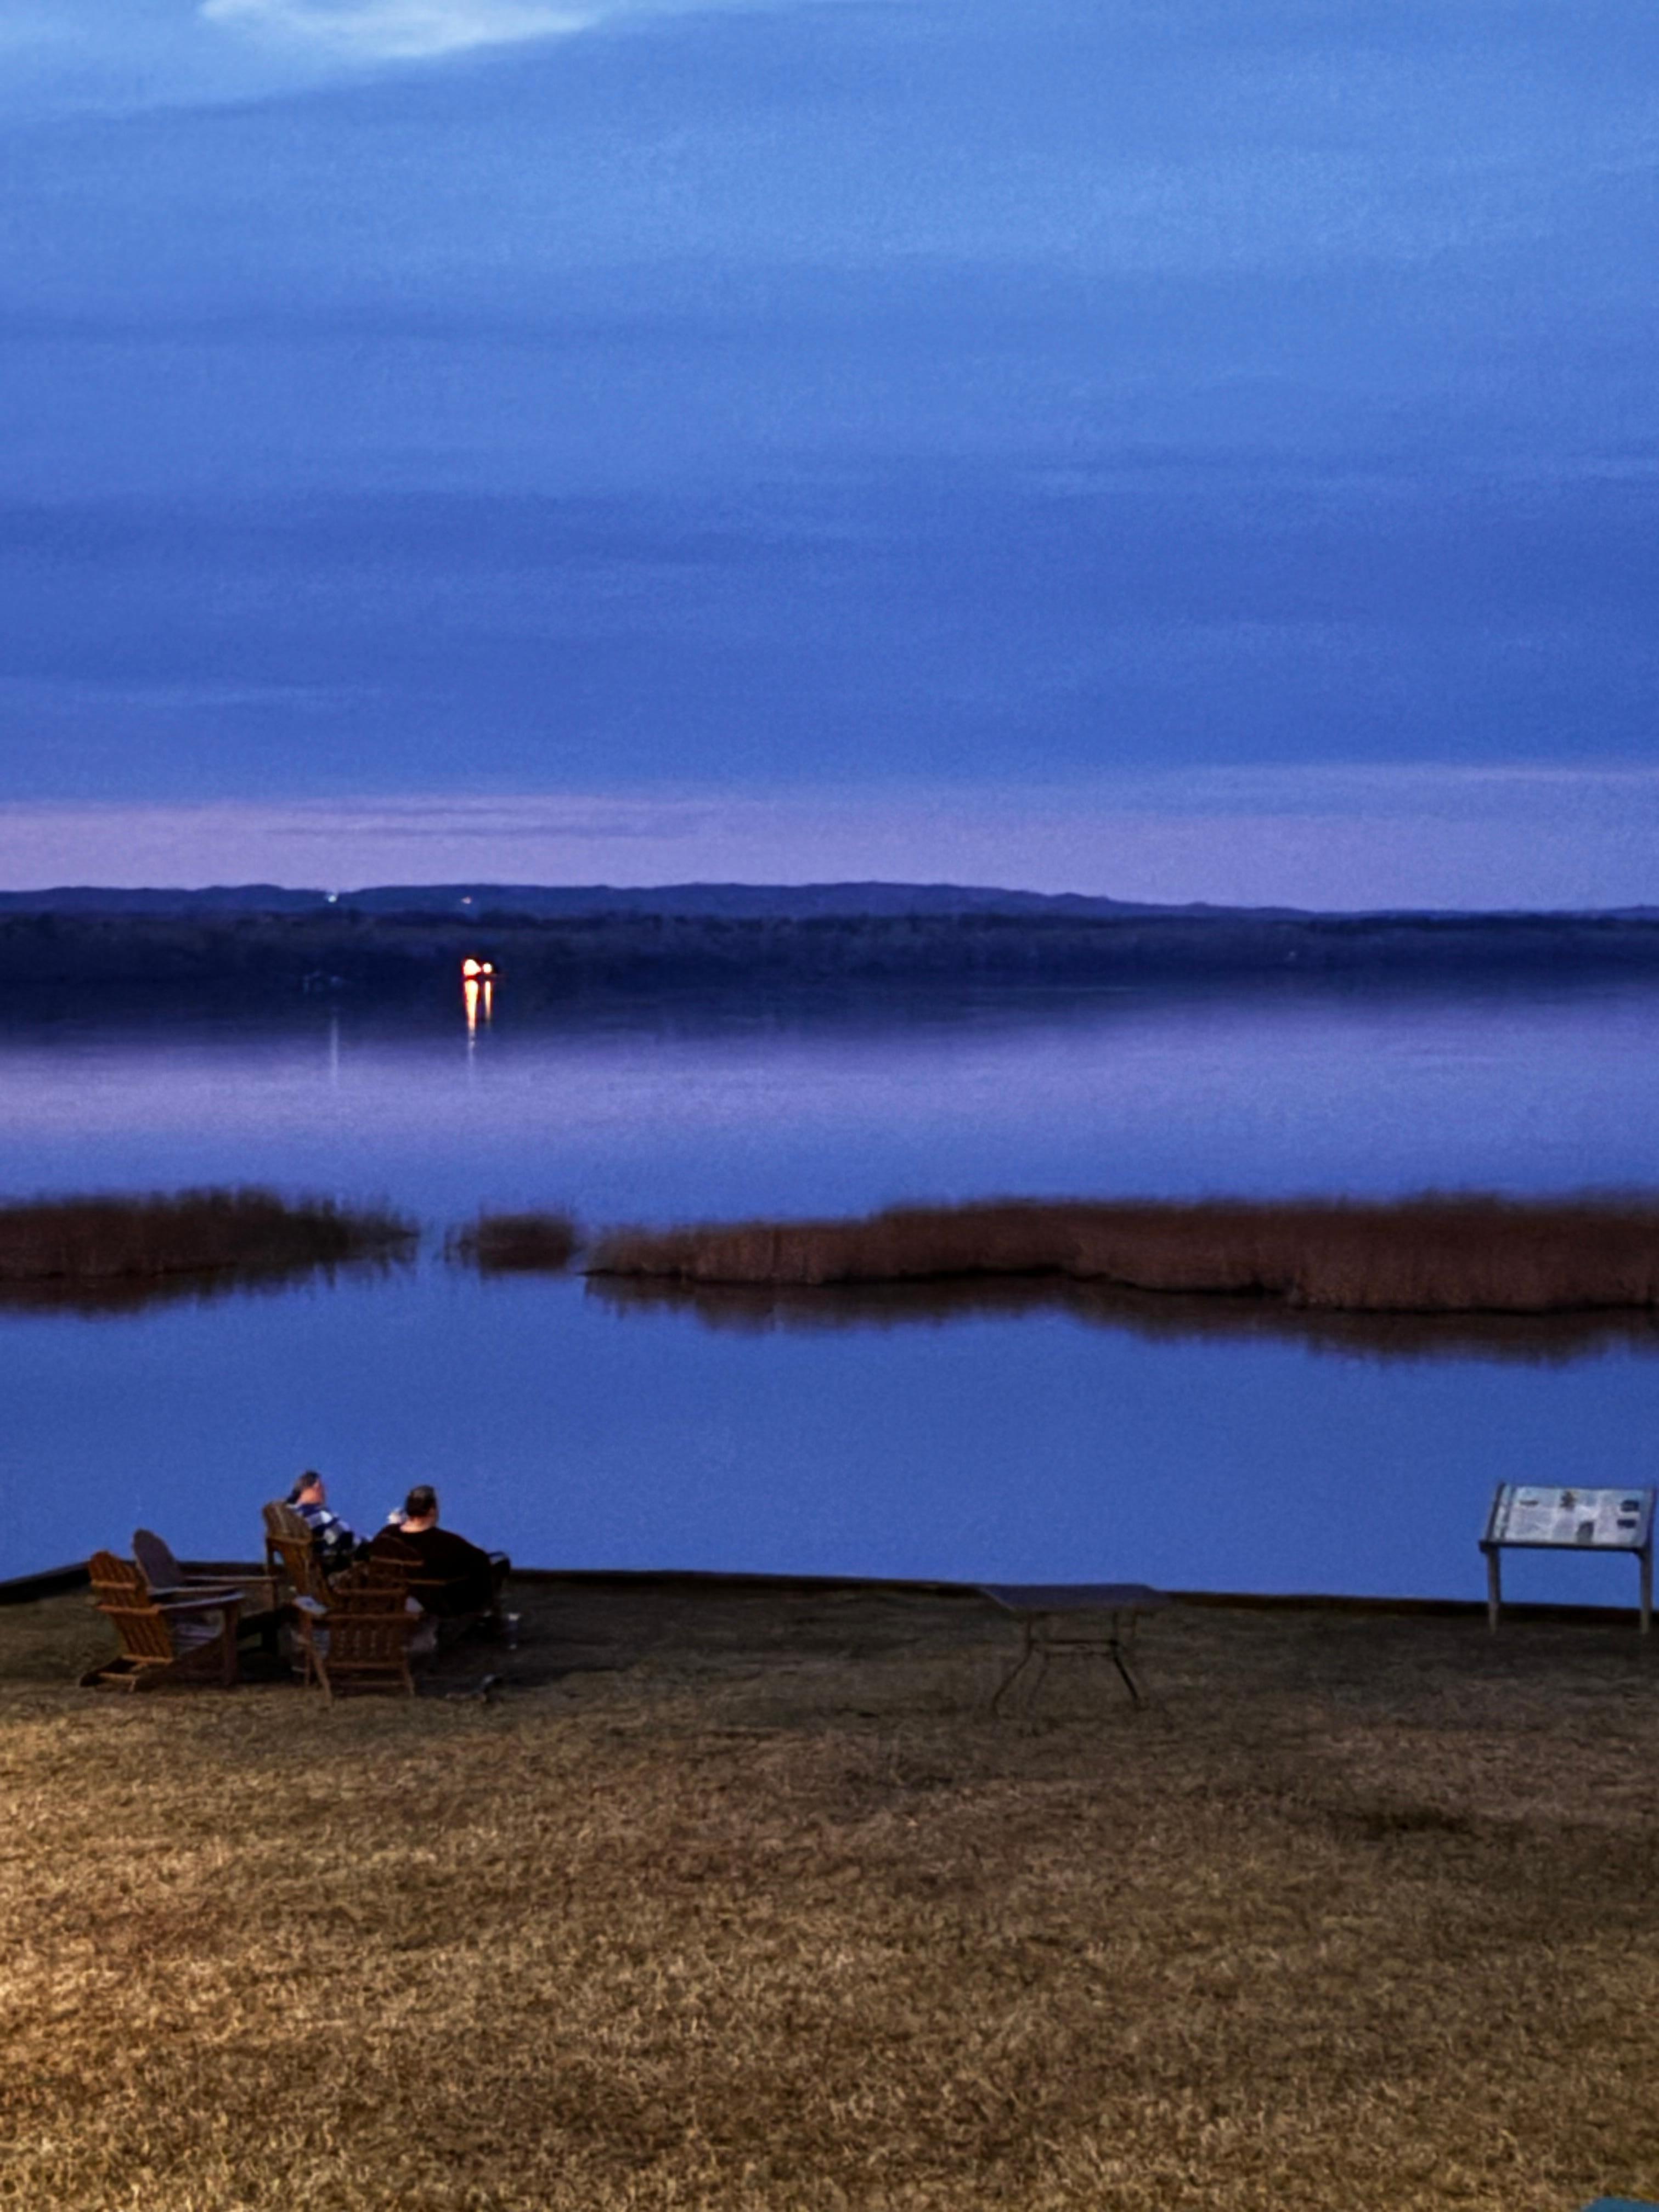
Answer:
[{"left": 370, "top": 1485, "right": 508, "bottom": 1620}]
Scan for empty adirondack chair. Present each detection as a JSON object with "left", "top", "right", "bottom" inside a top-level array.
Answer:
[
  {"left": 133, "top": 1527, "right": 274, "bottom": 1612},
  {"left": 81, "top": 1551, "right": 241, "bottom": 1691},
  {"left": 293, "top": 1559, "right": 428, "bottom": 1700},
  {"left": 262, "top": 1500, "right": 334, "bottom": 1607}
]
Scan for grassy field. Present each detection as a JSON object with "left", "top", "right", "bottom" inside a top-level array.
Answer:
[
  {"left": 589, "top": 1196, "right": 1659, "bottom": 1314},
  {"left": 4, "top": 1579, "right": 1659, "bottom": 2211}
]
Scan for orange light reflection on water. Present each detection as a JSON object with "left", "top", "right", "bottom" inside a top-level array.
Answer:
[{"left": 462, "top": 969, "right": 496, "bottom": 1038}]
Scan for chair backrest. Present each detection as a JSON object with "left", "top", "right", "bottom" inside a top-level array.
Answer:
[
  {"left": 369, "top": 1539, "right": 436, "bottom": 1593},
  {"left": 312, "top": 1562, "right": 417, "bottom": 1688},
  {"left": 263, "top": 1499, "right": 332, "bottom": 1604},
  {"left": 89, "top": 1548, "right": 145, "bottom": 1601},
  {"left": 365, "top": 1533, "right": 447, "bottom": 1611},
  {"left": 321, "top": 1609, "right": 416, "bottom": 1684},
  {"left": 332, "top": 1560, "right": 412, "bottom": 1606},
  {"left": 132, "top": 1527, "right": 187, "bottom": 1593}
]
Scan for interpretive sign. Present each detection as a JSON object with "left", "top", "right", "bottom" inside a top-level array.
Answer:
[
  {"left": 1488, "top": 1485, "right": 1653, "bottom": 1550},
  {"left": 1481, "top": 1485, "right": 1655, "bottom": 1633}
]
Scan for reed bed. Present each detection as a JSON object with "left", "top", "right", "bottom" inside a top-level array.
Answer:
[
  {"left": 5, "top": 1583, "right": 1659, "bottom": 2210},
  {"left": 0, "top": 1188, "right": 414, "bottom": 1295},
  {"left": 589, "top": 1195, "right": 1659, "bottom": 1313},
  {"left": 448, "top": 1210, "right": 581, "bottom": 1272}
]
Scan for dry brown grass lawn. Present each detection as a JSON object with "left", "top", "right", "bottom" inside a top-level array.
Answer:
[{"left": 5, "top": 1581, "right": 1659, "bottom": 2211}]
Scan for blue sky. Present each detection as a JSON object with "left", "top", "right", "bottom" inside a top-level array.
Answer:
[{"left": 1, "top": 0, "right": 1656, "bottom": 900}]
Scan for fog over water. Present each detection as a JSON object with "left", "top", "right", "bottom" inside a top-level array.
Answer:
[{"left": 6, "top": 978, "right": 1659, "bottom": 1598}]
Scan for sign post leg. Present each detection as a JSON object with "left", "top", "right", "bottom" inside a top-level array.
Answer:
[
  {"left": 1641, "top": 1544, "right": 1652, "bottom": 1638},
  {"left": 1486, "top": 1547, "right": 1502, "bottom": 1635}
]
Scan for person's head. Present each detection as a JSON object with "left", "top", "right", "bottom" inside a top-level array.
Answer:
[
  {"left": 402, "top": 1483, "right": 439, "bottom": 1529},
  {"left": 290, "top": 1470, "right": 325, "bottom": 1506}
]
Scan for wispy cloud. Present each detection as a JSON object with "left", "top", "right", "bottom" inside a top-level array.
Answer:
[{"left": 199, "top": 0, "right": 595, "bottom": 62}]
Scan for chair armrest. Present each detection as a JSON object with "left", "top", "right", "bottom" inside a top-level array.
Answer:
[{"left": 157, "top": 1594, "right": 242, "bottom": 1621}]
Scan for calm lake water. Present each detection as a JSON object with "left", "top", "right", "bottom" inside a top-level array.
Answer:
[{"left": 5, "top": 978, "right": 1659, "bottom": 1598}]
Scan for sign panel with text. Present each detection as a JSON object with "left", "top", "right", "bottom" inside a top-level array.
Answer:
[{"left": 1485, "top": 1486, "right": 1654, "bottom": 1551}]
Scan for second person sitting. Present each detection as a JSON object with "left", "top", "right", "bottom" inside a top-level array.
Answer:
[{"left": 370, "top": 1484, "right": 508, "bottom": 1622}]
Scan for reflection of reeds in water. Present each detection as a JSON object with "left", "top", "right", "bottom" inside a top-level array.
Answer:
[
  {"left": 447, "top": 1211, "right": 580, "bottom": 1273},
  {"left": 589, "top": 1197, "right": 1659, "bottom": 1314},
  {"left": 586, "top": 1271, "right": 1659, "bottom": 1363},
  {"left": 0, "top": 1189, "right": 415, "bottom": 1314}
]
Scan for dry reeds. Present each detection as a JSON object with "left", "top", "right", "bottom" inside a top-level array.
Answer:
[
  {"left": 448, "top": 1210, "right": 580, "bottom": 1272},
  {"left": 0, "top": 1188, "right": 414, "bottom": 1297},
  {"left": 588, "top": 1194, "right": 1659, "bottom": 1314}
]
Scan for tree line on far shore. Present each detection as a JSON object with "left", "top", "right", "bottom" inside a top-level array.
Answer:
[{"left": 6, "top": 904, "right": 1659, "bottom": 1009}]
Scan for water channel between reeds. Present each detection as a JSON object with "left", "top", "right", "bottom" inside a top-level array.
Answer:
[{"left": 5, "top": 976, "right": 1659, "bottom": 1599}]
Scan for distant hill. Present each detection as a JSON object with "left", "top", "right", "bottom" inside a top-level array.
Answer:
[
  {"left": 0, "top": 880, "right": 1197, "bottom": 920},
  {"left": 0, "top": 883, "right": 326, "bottom": 916},
  {"left": 3, "top": 879, "right": 1655, "bottom": 923}
]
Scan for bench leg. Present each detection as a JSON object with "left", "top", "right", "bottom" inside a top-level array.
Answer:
[
  {"left": 1108, "top": 1639, "right": 1143, "bottom": 1707},
  {"left": 991, "top": 1621, "right": 1040, "bottom": 1716}
]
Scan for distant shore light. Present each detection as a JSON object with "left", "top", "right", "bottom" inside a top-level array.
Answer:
[{"left": 461, "top": 957, "right": 495, "bottom": 980}]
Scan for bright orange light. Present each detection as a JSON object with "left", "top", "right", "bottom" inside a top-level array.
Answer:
[{"left": 461, "top": 957, "right": 482, "bottom": 979}]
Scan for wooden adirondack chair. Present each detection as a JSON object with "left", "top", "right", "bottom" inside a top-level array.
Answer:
[
  {"left": 262, "top": 1500, "right": 334, "bottom": 1607},
  {"left": 133, "top": 1527, "right": 274, "bottom": 1613},
  {"left": 369, "top": 1531, "right": 506, "bottom": 1641},
  {"left": 81, "top": 1551, "right": 241, "bottom": 1691},
  {"left": 293, "top": 1560, "right": 427, "bottom": 1701}
]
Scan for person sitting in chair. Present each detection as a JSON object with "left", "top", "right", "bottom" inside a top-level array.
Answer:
[
  {"left": 370, "top": 1485, "right": 509, "bottom": 1621},
  {"left": 288, "top": 1470, "right": 364, "bottom": 1573}
]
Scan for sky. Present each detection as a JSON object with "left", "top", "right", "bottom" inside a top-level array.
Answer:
[{"left": 1, "top": 0, "right": 1655, "bottom": 904}]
